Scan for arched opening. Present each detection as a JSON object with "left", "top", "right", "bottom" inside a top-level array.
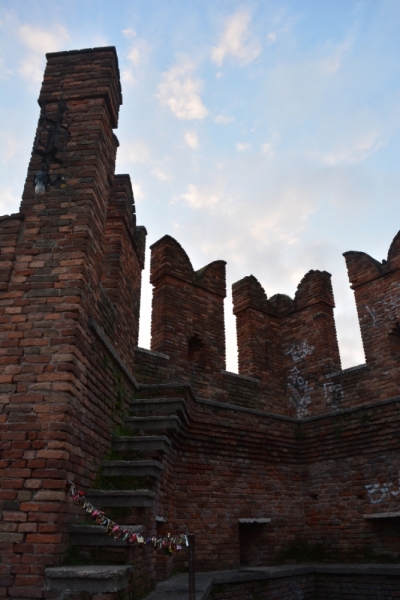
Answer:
[{"left": 188, "top": 333, "right": 204, "bottom": 363}]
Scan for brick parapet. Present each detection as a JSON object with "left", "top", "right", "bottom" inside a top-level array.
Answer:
[
  {"left": 100, "top": 174, "right": 146, "bottom": 368},
  {"left": 135, "top": 383, "right": 400, "bottom": 571},
  {"left": 150, "top": 235, "right": 226, "bottom": 382},
  {"left": 147, "top": 230, "right": 400, "bottom": 417}
]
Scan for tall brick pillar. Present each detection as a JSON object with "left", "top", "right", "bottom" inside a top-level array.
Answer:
[
  {"left": 0, "top": 47, "right": 139, "bottom": 598},
  {"left": 100, "top": 174, "right": 147, "bottom": 368},
  {"left": 344, "top": 231, "right": 400, "bottom": 396},
  {"left": 280, "top": 270, "right": 341, "bottom": 416},
  {"left": 150, "top": 235, "right": 226, "bottom": 391},
  {"left": 233, "top": 270, "right": 341, "bottom": 416},
  {"left": 232, "top": 275, "right": 284, "bottom": 398}
]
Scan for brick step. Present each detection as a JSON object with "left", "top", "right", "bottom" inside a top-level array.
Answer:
[
  {"left": 45, "top": 565, "right": 133, "bottom": 596},
  {"left": 70, "top": 523, "right": 144, "bottom": 547},
  {"left": 86, "top": 489, "right": 156, "bottom": 507},
  {"left": 129, "top": 398, "right": 188, "bottom": 421},
  {"left": 101, "top": 459, "right": 163, "bottom": 478},
  {"left": 123, "top": 415, "right": 182, "bottom": 433},
  {"left": 112, "top": 434, "right": 171, "bottom": 455}
]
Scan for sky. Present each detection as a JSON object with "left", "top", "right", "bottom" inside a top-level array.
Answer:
[{"left": 1, "top": 0, "right": 400, "bottom": 372}]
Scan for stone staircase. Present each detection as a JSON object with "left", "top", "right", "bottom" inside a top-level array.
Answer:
[{"left": 46, "top": 387, "right": 190, "bottom": 599}]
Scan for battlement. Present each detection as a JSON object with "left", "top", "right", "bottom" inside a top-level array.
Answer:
[
  {"left": 150, "top": 234, "right": 226, "bottom": 295},
  {"left": 145, "top": 231, "right": 400, "bottom": 417},
  {"left": 2, "top": 47, "right": 400, "bottom": 599},
  {"left": 149, "top": 235, "right": 226, "bottom": 391}
]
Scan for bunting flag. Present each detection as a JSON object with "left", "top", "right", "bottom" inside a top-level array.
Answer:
[{"left": 66, "top": 480, "right": 188, "bottom": 552}]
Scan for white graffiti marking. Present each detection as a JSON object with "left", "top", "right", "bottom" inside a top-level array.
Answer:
[
  {"left": 365, "top": 478, "right": 400, "bottom": 504},
  {"left": 323, "top": 382, "right": 344, "bottom": 411},
  {"left": 285, "top": 341, "right": 315, "bottom": 363},
  {"left": 364, "top": 284, "right": 400, "bottom": 328},
  {"left": 288, "top": 366, "right": 313, "bottom": 419},
  {"left": 365, "top": 305, "right": 378, "bottom": 327}
]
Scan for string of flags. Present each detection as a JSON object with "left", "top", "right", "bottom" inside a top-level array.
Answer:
[{"left": 66, "top": 480, "right": 188, "bottom": 552}]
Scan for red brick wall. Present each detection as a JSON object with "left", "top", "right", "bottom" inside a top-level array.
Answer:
[
  {"left": 0, "top": 47, "right": 149, "bottom": 599},
  {"left": 150, "top": 235, "right": 226, "bottom": 395},
  {"left": 101, "top": 174, "right": 146, "bottom": 370},
  {"left": 232, "top": 270, "right": 342, "bottom": 417},
  {"left": 138, "top": 386, "right": 400, "bottom": 572},
  {"left": 2, "top": 45, "right": 400, "bottom": 599},
  {"left": 148, "top": 232, "right": 400, "bottom": 418}
]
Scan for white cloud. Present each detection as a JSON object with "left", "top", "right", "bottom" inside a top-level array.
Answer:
[
  {"left": 320, "top": 36, "right": 354, "bottom": 75},
  {"left": 267, "top": 32, "right": 277, "bottom": 44},
  {"left": 19, "top": 24, "right": 70, "bottom": 54},
  {"left": 18, "top": 24, "right": 70, "bottom": 83},
  {"left": 322, "top": 134, "right": 386, "bottom": 166},
  {"left": 152, "top": 167, "right": 171, "bottom": 181},
  {"left": 262, "top": 143, "right": 274, "bottom": 157},
  {"left": 181, "top": 184, "right": 221, "bottom": 209},
  {"left": 127, "top": 40, "right": 150, "bottom": 67},
  {"left": 121, "top": 69, "right": 136, "bottom": 87},
  {"left": 117, "top": 140, "right": 150, "bottom": 164},
  {"left": 131, "top": 181, "right": 144, "bottom": 200},
  {"left": 157, "top": 61, "right": 209, "bottom": 120},
  {"left": 211, "top": 10, "right": 261, "bottom": 66},
  {"left": 1, "top": 136, "right": 22, "bottom": 163},
  {"left": 236, "top": 142, "right": 251, "bottom": 152},
  {"left": 122, "top": 28, "right": 136, "bottom": 39},
  {"left": 184, "top": 131, "right": 199, "bottom": 149},
  {"left": 122, "top": 38, "right": 150, "bottom": 86},
  {"left": 214, "top": 115, "right": 234, "bottom": 125},
  {"left": 0, "top": 187, "right": 21, "bottom": 215}
]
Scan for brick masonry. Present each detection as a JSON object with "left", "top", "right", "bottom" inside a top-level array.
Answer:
[{"left": 0, "top": 47, "right": 399, "bottom": 599}]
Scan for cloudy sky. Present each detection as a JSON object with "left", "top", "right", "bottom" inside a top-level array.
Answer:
[{"left": 1, "top": 0, "right": 399, "bottom": 372}]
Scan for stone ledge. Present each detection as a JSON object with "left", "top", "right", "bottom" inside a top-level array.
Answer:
[
  {"left": 313, "top": 564, "right": 400, "bottom": 575},
  {"left": 238, "top": 518, "right": 271, "bottom": 524},
  {"left": 326, "top": 363, "right": 368, "bottom": 378},
  {"left": 70, "top": 523, "right": 144, "bottom": 547},
  {"left": 135, "top": 346, "right": 170, "bottom": 359},
  {"left": 142, "top": 564, "right": 400, "bottom": 599},
  {"left": 143, "top": 572, "right": 213, "bottom": 600},
  {"left": 45, "top": 565, "right": 133, "bottom": 594},
  {"left": 364, "top": 511, "right": 400, "bottom": 519},
  {"left": 86, "top": 488, "right": 155, "bottom": 507},
  {"left": 221, "top": 370, "right": 260, "bottom": 383}
]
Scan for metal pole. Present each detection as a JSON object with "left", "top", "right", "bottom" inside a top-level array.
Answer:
[{"left": 188, "top": 534, "right": 195, "bottom": 600}]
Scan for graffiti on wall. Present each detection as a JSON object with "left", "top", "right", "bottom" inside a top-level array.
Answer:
[
  {"left": 286, "top": 342, "right": 315, "bottom": 418},
  {"left": 363, "top": 284, "right": 400, "bottom": 329},
  {"left": 363, "top": 455, "right": 400, "bottom": 504},
  {"left": 365, "top": 477, "right": 400, "bottom": 504},
  {"left": 323, "top": 381, "right": 344, "bottom": 411},
  {"left": 285, "top": 341, "right": 315, "bottom": 363}
]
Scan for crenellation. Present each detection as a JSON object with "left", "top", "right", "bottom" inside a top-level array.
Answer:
[
  {"left": 2, "top": 46, "right": 400, "bottom": 600},
  {"left": 150, "top": 234, "right": 227, "bottom": 390}
]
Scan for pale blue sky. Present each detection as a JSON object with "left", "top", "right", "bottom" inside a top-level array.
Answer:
[{"left": 1, "top": 1, "right": 400, "bottom": 371}]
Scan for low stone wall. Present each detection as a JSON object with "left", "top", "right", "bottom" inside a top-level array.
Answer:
[{"left": 141, "top": 565, "right": 400, "bottom": 600}]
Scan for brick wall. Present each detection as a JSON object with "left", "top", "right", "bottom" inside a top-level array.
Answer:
[
  {"left": 148, "top": 390, "right": 400, "bottom": 572},
  {"left": 1, "top": 45, "right": 400, "bottom": 599},
  {"left": 148, "top": 231, "right": 400, "bottom": 418},
  {"left": 0, "top": 47, "right": 149, "bottom": 599}
]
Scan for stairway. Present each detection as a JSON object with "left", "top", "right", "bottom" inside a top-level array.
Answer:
[{"left": 46, "top": 388, "right": 190, "bottom": 599}]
